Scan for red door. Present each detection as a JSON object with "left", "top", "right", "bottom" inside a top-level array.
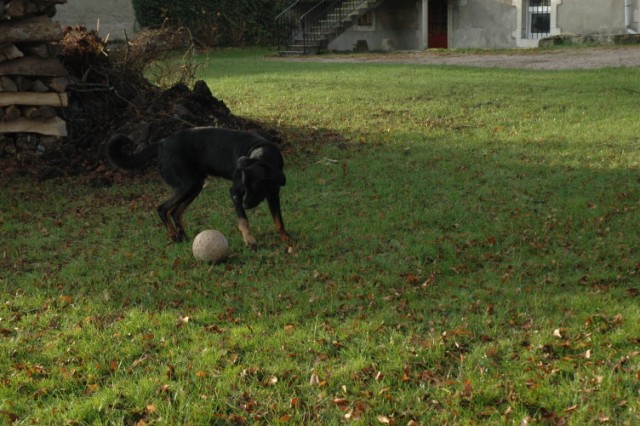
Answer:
[{"left": 428, "top": 0, "right": 448, "bottom": 48}]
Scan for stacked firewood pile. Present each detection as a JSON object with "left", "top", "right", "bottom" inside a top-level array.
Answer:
[{"left": 0, "top": 0, "right": 68, "bottom": 157}]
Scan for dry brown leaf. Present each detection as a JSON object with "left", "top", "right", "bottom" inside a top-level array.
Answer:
[
  {"left": 463, "top": 379, "right": 473, "bottom": 398},
  {"left": 59, "top": 295, "right": 74, "bottom": 304},
  {"left": 332, "top": 397, "right": 349, "bottom": 406},
  {"left": 85, "top": 383, "right": 99, "bottom": 394}
]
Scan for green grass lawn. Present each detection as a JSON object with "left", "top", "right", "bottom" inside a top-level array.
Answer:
[{"left": 2, "top": 48, "right": 640, "bottom": 424}]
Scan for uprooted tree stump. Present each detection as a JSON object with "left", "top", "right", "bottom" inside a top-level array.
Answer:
[{"left": 2, "top": 25, "right": 284, "bottom": 181}]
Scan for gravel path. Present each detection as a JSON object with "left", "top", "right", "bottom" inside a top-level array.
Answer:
[{"left": 281, "top": 45, "right": 640, "bottom": 70}]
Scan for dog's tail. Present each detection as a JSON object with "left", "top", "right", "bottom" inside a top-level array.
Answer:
[{"left": 106, "top": 135, "right": 160, "bottom": 170}]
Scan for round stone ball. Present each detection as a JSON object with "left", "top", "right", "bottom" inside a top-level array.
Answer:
[{"left": 192, "top": 230, "right": 229, "bottom": 264}]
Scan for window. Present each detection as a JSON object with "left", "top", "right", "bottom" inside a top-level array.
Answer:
[
  {"left": 355, "top": 10, "right": 374, "bottom": 30},
  {"left": 527, "top": 0, "right": 550, "bottom": 39}
]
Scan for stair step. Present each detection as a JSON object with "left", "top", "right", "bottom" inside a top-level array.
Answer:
[
  {"left": 280, "top": 0, "right": 382, "bottom": 55},
  {"left": 278, "top": 51, "right": 308, "bottom": 56}
]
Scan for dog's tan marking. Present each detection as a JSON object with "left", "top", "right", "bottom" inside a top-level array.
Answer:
[
  {"left": 273, "top": 216, "right": 287, "bottom": 241},
  {"left": 238, "top": 218, "right": 257, "bottom": 248}
]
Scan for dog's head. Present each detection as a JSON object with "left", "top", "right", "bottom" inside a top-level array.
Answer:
[{"left": 236, "top": 156, "right": 286, "bottom": 209}]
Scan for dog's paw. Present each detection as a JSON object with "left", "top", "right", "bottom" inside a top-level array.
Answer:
[{"left": 244, "top": 235, "right": 258, "bottom": 250}]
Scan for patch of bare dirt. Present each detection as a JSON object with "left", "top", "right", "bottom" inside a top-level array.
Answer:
[{"left": 281, "top": 45, "right": 640, "bottom": 70}]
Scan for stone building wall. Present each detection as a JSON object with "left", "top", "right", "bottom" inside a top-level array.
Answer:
[{"left": 55, "top": 0, "right": 137, "bottom": 40}]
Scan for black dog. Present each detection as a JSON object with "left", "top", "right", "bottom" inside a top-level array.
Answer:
[{"left": 106, "top": 127, "right": 288, "bottom": 248}]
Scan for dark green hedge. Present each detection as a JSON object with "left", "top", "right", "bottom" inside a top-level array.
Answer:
[{"left": 132, "top": 0, "right": 290, "bottom": 46}]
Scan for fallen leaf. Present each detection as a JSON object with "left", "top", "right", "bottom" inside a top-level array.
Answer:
[
  {"left": 85, "top": 384, "right": 99, "bottom": 394},
  {"left": 166, "top": 364, "right": 176, "bottom": 380},
  {"left": 463, "top": 379, "right": 473, "bottom": 398},
  {"left": 0, "top": 410, "right": 18, "bottom": 423},
  {"left": 486, "top": 303, "right": 495, "bottom": 315},
  {"left": 344, "top": 409, "right": 361, "bottom": 421},
  {"left": 309, "top": 373, "right": 320, "bottom": 386},
  {"left": 519, "top": 416, "right": 532, "bottom": 426},
  {"left": 405, "top": 274, "right": 420, "bottom": 285},
  {"left": 332, "top": 397, "right": 349, "bottom": 406},
  {"left": 59, "top": 295, "right": 74, "bottom": 304},
  {"left": 377, "top": 414, "right": 393, "bottom": 424},
  {"left": 204, "top": 324, "right": 224, "bottom": 333},
  {"left": 421, "top": 272, "right": 437, "bottom": 287}
]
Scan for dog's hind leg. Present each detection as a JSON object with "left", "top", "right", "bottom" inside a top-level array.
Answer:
[
  {"left": 157, "top": 181, "right": 203, "bottom": 242},
  {"left": 157, "top": 193, "right": 182, "bottom": 242},
  {"left": 170, "top": 182, "right": 203, "bottom": 242}
]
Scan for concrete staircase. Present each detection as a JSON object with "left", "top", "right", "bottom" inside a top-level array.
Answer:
[{"left": 277, "top": 0, "right": 383, "bottom": 55}]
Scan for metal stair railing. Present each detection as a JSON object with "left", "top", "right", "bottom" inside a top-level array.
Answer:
[
  {"left": 275, "top": 0, "right": 304, "bottom": 52},
  {"left": 301, "top": 1, "right": 374, "bottom": 53},
  {"left": 276, "top": 0, "right": 378, "bottom": 54}
]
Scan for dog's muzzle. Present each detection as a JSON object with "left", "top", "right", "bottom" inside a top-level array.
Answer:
[{"left": 242, "top": 192, "right": 264, "bottom": 210}]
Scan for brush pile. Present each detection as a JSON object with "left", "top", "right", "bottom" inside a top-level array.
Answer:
[{"left": 4, "top": 25, "right": 282, "bottom": 180}]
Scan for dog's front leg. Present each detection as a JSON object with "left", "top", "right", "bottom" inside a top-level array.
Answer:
[
  {"left": 237, "top": 218, "right": 257, "bottom": 249},
  {"left": 231, "top": 189, "right": 257, "bottom": 249},
  {"left": 267, "top": 190, "right": 288, "bottom": 242}
]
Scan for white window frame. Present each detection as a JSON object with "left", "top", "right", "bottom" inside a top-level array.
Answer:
[{"left": 513, "top": 0, "right": 562, "bottom": 48}]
